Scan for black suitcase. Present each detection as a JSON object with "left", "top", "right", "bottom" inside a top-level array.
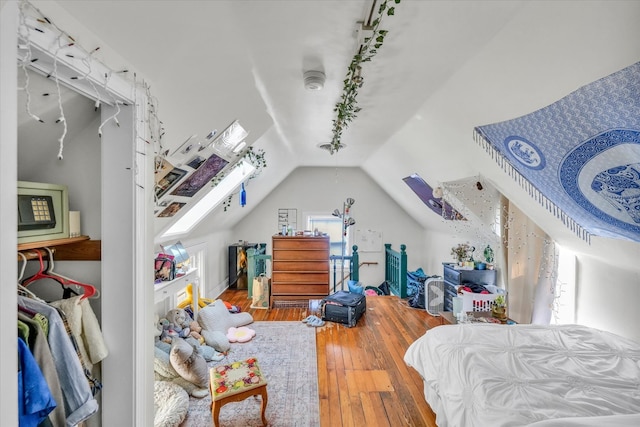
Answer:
[{"left": 320, "top": 290, "right": 366, "bottom": 327}]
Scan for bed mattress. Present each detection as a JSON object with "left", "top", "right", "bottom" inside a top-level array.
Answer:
[{"left": 404, "top": 324, "right": 640, "bottom": 427}]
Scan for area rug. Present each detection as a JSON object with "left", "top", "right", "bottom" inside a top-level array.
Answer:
[{"left": 179, "top": 321, "right": 319, "bottom": 427}]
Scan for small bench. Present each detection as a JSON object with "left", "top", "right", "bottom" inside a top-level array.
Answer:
[{"left": 209, "top": 357, "right": 268, "bottom": 427}]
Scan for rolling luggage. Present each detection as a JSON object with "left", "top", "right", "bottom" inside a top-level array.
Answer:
[{"left": 320, "top": 290, "right": 366, "bottom": 327}]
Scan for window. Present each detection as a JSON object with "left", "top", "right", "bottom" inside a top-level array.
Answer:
[
  {"left": 306, "top": 214, "right": 352, "bottom": 262},
  {"left": 159, "top": 161, "right": 255, "bottom": 239}
]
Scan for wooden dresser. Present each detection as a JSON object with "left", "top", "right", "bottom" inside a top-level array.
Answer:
[{"left": 271, "top": 235, "right": 330, "bottom": 306}]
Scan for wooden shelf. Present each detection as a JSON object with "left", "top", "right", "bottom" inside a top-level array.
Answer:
[{"left": 18, "top": 236, "right": 101, "bottom": 261}]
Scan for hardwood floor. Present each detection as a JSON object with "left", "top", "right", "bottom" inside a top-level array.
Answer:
[{"left": 219, "top": 289, "right": 442, "bottom": 427}]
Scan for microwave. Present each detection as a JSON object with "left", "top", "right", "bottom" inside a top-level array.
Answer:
[{"left": 18, "top": 181, "right": 69, "bottom": 244}]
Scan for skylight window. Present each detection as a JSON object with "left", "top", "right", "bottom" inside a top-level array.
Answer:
[{"left": 160, "top": 160, "right": 255, "bottom": 239}]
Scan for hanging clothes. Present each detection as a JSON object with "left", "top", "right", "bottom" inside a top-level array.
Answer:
[
  {"left": 18, "top": 296, "right": 99, "bottom": 426},
  {"left": 18, "top": 338, "right": 57, "bottom": 427},
  {"left": 18, "top": 313, "right": 67, "bottom": 427},
  {"left": 49, "top": 295, "right": 108, "bottom": 372}
]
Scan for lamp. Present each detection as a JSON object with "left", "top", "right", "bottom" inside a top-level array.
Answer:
[
  {"left": 303, "top": 70, "right": 326, "bottom": 91},
  {"left": 332, "top": 198, "right": 356, "bottom": 292}
]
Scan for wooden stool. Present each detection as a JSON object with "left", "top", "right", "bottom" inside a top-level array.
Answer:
[{"left": 209, "top": 357, "right": 268, "bottom": 427}]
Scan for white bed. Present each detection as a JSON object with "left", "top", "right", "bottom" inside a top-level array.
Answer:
[{"left": 404, "top": 323, "right": 640, "bottom": 427}]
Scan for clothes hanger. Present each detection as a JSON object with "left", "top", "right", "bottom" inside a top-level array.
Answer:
[
  {"left": 18, "top": 251, "right": 27, "bottom": 282},
  {"left": 17, "top": 251, "right": 41, "bottom": 300},
  {"left": 43, "top": 246, "right": 80, "bottom": 299},
  {"left": 42, "top": 246, "right": 99, "bottom": 299},
  {"left": 22, "top": 248, "right": 98, "bottom": 299}
]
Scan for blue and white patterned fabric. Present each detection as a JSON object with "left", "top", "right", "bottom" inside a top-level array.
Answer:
[{"left": 474, "top": 62, "right": 640, "bottom": 243}]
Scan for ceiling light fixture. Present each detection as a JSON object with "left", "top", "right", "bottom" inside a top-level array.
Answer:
[
  {"left": 303, "top": 70, "right": 326, "bottom": 91},
  {"left": 317, "top": 142, "right": 346, "bottom": 153}
]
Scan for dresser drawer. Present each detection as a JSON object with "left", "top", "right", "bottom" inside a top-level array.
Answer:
[
  {"left": 443, "top": 281, "right": 458, "bottom": 312},
  {"left": 444, "top": 266, "right": 461, "bottom": 285},
  {"left": 272, "top": 271, "right": 329, "bottom": 283},
  {"left": 273, "top": 237, "right": 329, "bottom": 250},
  {"left": 271, "top": 283, "right": 329, "bottom": 296},
  {"left": 272, "top": 260, "right": 328, "bottom": 272},
  {"left": 273, "top": 249, "right": 329, "bottom": 261}
]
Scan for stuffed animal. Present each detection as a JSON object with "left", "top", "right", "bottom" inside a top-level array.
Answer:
[
  {"left": 177, "top": 283, "right": 216, "bottom": 310},
  {"left": 154, "top": 344, "right": 208, "bottom": 398},
  {"left": 188, "top": 320, "right": 205, "bottom": 344},
  {"left": 197, "top": 299, "right": 253, "bottom": 352},
  {"left": 156, "top": 312, "right": 222, "bottom": 362},
  {"left": 165, "top": 308, "right": 193, "bottom": 338},
  {"left": 169, "top": 337, "right": 208, "bottom": 389}
]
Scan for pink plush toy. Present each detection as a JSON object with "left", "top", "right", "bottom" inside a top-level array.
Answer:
[{"left": 226, "top": 326, "right": 256, "bottom": 343}]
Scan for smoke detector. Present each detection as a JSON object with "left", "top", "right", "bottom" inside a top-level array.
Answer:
[{"left": 304, "top": 70, "right": 326, "bottom": 91}]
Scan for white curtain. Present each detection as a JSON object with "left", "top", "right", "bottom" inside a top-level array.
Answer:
[
  {"left": 503, "top": 201, "right": 558, "bottom": 324},
  {"left": 531, "top": 239, "right": 559, "bottom": 324}
]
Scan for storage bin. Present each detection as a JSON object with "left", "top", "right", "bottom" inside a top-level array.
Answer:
[{"left": 460, "top": 289, "right": 505, "bottom": 312}]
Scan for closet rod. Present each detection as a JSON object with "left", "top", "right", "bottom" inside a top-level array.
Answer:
[{"left": 17, "top": 237, "right": 101, "bottom": 261}]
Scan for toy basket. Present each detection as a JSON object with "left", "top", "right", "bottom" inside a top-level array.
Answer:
[{"left": 460, "top": 289, "right": 504, "bottom": 312}]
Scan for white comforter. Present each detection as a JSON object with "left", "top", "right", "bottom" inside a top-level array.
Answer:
[{"left": 404, "top": 324, "right": 640, "bottom": 427}]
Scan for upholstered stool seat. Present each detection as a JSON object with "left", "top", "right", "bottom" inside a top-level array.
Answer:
[{"left": 209, "top": 357, "right": 268, "bottom": 427}]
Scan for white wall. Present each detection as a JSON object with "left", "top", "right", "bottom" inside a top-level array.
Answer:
[
  {"left": 231, "top": 166, "right": 426, "bottom": 288},
  {"left": 178, "top": 229, "right": 234, "bottom": 299},
  {"left": 575, "top": 254, "right": 640, "bottom": 340}
]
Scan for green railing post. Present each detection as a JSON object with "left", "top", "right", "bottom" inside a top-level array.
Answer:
[
  {"left": 246, "top": 244, "right": 271, "bottom": 299},
  {"left": 247, "top": 247, "right": 257, "bottom": 299},
  {"left": 399, "top": 244, "right": 407, "bottom": 298}
]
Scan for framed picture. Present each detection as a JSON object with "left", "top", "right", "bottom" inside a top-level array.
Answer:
[
  {"left": 154, "top": 157, "right": 174, "bottom": 185},
  {"left": 155, "top": 167, "right": 187, "bottom": 199},
  {"left": 186, "top": 155, "right": 206, "bottom": 170},
  {"left": 170, "top": 153, "right": 229, "bottom": 197},
  {"left": 157, "top": 201, "right": 186, "bottom": 218}
]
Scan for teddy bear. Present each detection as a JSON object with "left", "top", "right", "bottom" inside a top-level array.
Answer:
[
  {"left": 165, "top": 308, "right": 192, "bottom": 338},
  {"left": 157, "top": 310, "right": 223, "bottom": 362},
  {"left": 196, "top": 299, "right": 253, "bottom": 353}
]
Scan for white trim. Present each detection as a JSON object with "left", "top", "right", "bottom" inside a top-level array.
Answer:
[
  {"left": 133, "top": 86, "right": 155, "bottom": 426},
  {"left": 0, "top": 2, "right": 20, "bottom": 425},
  {"left": 11, "top": 6, "right": 152, "bottom": 424}
]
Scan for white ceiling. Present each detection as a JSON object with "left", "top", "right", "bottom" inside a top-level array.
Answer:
[{"left": 24, "top": 0, "right": 640, "bottom": 253}]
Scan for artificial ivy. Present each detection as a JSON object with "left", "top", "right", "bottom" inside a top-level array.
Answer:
[{"left": 329, "top": 0, "right": 401, "bottom": 154}]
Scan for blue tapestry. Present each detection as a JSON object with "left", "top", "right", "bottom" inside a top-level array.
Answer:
[{"left": 474, "top": 62, "right": 640, "bottom": 243}]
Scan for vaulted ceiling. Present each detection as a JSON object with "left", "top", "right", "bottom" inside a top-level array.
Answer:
[{"left": 23, "top": 0, "right": 640, "bottom": 254}]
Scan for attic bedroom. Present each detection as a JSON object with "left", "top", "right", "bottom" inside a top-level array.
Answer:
[{"left": 2, "top": 0, "right": 640, "bottom": 426}]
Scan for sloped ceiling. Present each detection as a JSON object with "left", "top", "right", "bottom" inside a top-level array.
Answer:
[{"left": 24, "top": 0, "right": 640, "bottom": 255}]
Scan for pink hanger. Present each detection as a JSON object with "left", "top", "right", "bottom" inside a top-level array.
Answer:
[{"left": 22, "top": 248, "right": 97, "bottom": 299}]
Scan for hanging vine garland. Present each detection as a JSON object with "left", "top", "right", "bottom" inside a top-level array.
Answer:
[{"left": 329, "top": 0, "right": 401, "bottom": 154}]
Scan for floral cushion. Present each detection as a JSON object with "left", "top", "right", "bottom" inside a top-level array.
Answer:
[
  {"left": 210, "top": 357, "right": 266, "bottom": 400},
  {"left": 226, "top": 326, "right": 256, "bottom": 343}
]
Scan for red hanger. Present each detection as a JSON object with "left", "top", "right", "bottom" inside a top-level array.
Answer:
[{"left": 21, "top": 248, "right": 97, "bottom": 299}]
